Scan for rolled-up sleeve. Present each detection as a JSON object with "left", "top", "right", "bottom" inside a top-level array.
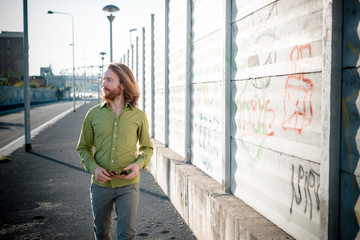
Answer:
[
  {"left": 135, "top": 113, "right": 153, "bottom": 169},
  {"left": 76, "top": 112, "right": 98, "bottom": 174}
]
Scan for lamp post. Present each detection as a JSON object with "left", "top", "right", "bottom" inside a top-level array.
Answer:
[
  {"left": 47, "top": 10, "right": 76, "bottom": 112},
  {"left": 23, "top": 0, "right": 31, "bottom": 152},
  {"left": 103, "top": 5, "right": 119, "bottom": 62},
  {"left": 99, "top": 52, "right": 106, "bottom": 93},
  {"left": 97, "top": 73, "right": 101, "bottom": 100},
  {"left": 129, "top": 28, "right": 137, "bottom": 70},
  {"left": 129, "top": 28, "right": 137, "bottom": 46}
]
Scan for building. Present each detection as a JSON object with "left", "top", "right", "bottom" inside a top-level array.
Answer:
[
  {"left": 40, "top": 66, "right": 66, "bottom": 88},
  {"left": 0, "top": 31, "right": 23, "bottom": 77}
]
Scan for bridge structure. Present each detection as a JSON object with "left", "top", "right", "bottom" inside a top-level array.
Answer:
[{"left": 59, "top": 65, "right": 103, "bottom": 99}]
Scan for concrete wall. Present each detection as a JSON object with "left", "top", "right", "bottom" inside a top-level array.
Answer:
[
  {"left": 127, "top": 0, "right": 358, "bottom": 239},
  {"left": 137, "top": 28, "right": 146, "bottom": 112},
  {"left": 340, "top": 0, "right": 360, "bottom": 239},
  {"left": 231, "top": 0, "right": 322, "bottom": 239},
  {"left": 153, "top": 5, "right": 166, "bottom": 144},
  {"left": 168, "top": 0, "right": 187, "bottom": 158},
  {"left": 149, "top": 138, "right": 293, "bottom": 240},
  {"left": 192, "top": 0, "right": 224, "bottom": 184},
  {"left": 144, "top": 14, "right": 155, "bottom": 138},
  {"left": 0, "top": 86, "right": 58, "bottom": 107}
]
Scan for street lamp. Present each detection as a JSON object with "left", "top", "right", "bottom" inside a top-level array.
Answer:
[
  {"left": 129, "top": 28, "right": 137, "bottom": 70},
  {"left": 47, "top": 10, "right": 76, "bottom": 112},
  {"left": 129, "top": 28, "right": 137, "bottom": 46},
  {"left": 99, "top": 52, "right": 106, "bottom": 93},
  {"left": 103, "top": 5, "right": 119, "bottom": 62}
]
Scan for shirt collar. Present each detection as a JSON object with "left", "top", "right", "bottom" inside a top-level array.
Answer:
[
  {"left": 127, "top": 102, "right": 134, "bottom": 110},
  {"left": 100, "top": 101, "right": 134, "bottom": 110},
  {"left": 100, "top": 101, "right": 107, "bottom": 108}
]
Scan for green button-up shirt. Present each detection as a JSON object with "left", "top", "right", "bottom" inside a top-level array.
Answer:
[{"left": 76, "top": 102, "right": 153, "bottom": 188}]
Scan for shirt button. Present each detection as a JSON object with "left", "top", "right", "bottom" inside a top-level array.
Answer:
[
  {"left": 112, "top": 160, "right": 114, "bottom": 163},
  {"left": 115, "top": 123, "right": 117, "bottom": 125},
  {"left": 113, "top": 148, "right": 115, "bottom": 150},
  {"left": 115, "top": 135, "right": 117, "bottom": 138}
]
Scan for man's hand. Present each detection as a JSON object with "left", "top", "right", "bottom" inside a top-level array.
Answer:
[
  {"left": 94, "top": 167, "right": 112, "bottom": 183},
  {"left": 122, "top": 163, "right": 140, "bottom": 180}
]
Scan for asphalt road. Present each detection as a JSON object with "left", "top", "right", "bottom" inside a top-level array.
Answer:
[
  {"left": 0, "top": 101, "right": 197, "bottom": 239},
  {"left": 0, "top": 101, "right": 86, "bottom": 149}
]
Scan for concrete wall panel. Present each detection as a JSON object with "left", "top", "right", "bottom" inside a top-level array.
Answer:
[
  {"left": 192, "top": 0, "right": 223, "bottom": 43},
  {"left": 191, "top": 0, "right": 224, "bottom": 182},
  {"left": 192, "top": 81, "right": 223, "bottom": 183},
  {"left": 138, "top": 31, "right": 145, "bottom": 111},
  {"left": 231, "top": 0, "right": 323, "bottom": 239},
  {"left": 169, "top": 0, "right": 186, "bottom": 56},
  {"left": 341, "top": 68, "right": 360, "bottom": 174},
  {"left": 342, "top": 0, "right": 360, "bottom": 69},
  {"left": 154, "top": 6, "right": 166, "bottom": 143},
  {"left": 231, "top": 137, "right": 320, "bottom": 239},
  {"left": 144, "top": 16, "right": 154, "bottom": 136},
  {"left": 231, "top": 72, "right": 322, "bottom": 163},
  {"left": 168, "top": 0, "right": 187, "bottom": 158},
  {"left": 169, "top": 85, "right": 186, "bottom": 157},
  {"left": 340, "top": 171, "right": 360, "bottom": 240},
  {"left": 232, "top": 0, "right": 322, "bottom": 81},
  {"left": 187, "top": 169, "right": 223, "bottom": 240},
  {"left": 340, "top": 0, "right": 360, "bottom": 239},
  {"left": 192, "top": 30, "right": 223, "bottom": 84}
]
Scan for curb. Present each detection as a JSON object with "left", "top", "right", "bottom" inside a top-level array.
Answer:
[{"left": 0, "top": 102, "right": 85, "bottom": 157}]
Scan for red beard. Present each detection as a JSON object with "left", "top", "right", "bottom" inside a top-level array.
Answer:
[{"left": 101, "top": 85, "right": 122, "bottom": 102}]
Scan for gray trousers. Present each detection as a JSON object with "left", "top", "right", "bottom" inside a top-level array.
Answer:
[{"left": 90, "top": 183, "right": 140, "bottom": 240}]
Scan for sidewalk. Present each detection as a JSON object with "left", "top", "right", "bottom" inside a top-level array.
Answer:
[{"left": 0, "top": 102, "right": 196, "bottom": 240}]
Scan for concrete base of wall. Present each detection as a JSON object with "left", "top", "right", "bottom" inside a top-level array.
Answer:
[{"left": 148, "top": 139, "right": 294, "bottom": 240}]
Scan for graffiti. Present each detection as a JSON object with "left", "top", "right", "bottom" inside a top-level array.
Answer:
[
  {"left": 236, "top": 87, "right": 275, "bottom": 137},
  {"left": 169, "top": 86, "right": 185, "bottom": 117},
  {"left": 193, "top": 84, "right": 215, "bottom": 107},
  {"left": 194, "top": 125, "right": 221, "bottom": 174},
  {"left": 199, "top": 113, "right": 220, "bottom": 128},
  {"left": 282, "top": 44, "right": 314, "bottom": 133},
  {"left": 250, "top": 78, "right": 271, "bottom": 89},
  {"left": 234, "top": 78, "right": 276, "bottom": 161},
  {"left": 343, "top": 91, "right": 360, "bottom": 229},
  {"left": 290, "top": 164, "right": 320, "bottom": 220},
  {"left": 193, "top": 83, "right": 222, "bottom": 130},
  {"left": 247, "top": 32, "right": 277, "bottom": 90},
  {"left": 343, "top": 42, "right": 360, "bottom": 233},
  {"left": 197, "top": 126, "right": 220, "bottom": 158},
  {"left": 192, "top": 82, "right": 221, "bottom": 174},
  {"left": 266, "top": 2, "right": 278, "bottom": 21},
  {"left": 347, "top": 42, "right": 360, "bottom": 56},
  {"left": 233, "top": 31, "right": 277, "bottom": 162}
]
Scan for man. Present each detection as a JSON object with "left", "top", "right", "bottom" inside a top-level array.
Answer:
[{"left": 76, "top": 62, "right": 153, "bottom": 240}]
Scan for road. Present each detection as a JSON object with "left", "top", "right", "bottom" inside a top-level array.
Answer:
[{"left": 0, "top": 100, "right": 92, "bottom": 149}]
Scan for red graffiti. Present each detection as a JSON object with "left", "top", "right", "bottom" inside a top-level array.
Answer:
[
  {"left": 282, "top": 44, "right": 313, "bottom": 133},
  {"left": 238, "top": 97, "right": 275, "bottom": 136}
]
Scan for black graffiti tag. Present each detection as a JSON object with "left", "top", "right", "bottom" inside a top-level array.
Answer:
[{"left": 290, "top": 164, "right": 320, "bottom": 220}]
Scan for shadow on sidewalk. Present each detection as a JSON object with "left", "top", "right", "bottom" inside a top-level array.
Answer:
[
  {"left": 30, "top": 151, "right": 170, "bottom": 202},
  {"left": 29, "top": 151, "right": 89, "bottom": 175},
  {"left": 140, "top": 186, "right": 169, "bottom": 201}
]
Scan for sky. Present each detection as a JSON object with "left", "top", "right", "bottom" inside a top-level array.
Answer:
[{"left": 0, "top": 0, "right": 163, "bottom": 76}]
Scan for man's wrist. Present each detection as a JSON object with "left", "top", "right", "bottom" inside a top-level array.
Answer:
[{"left": 91, "top": 164, "right": 99, "bottom": 175}]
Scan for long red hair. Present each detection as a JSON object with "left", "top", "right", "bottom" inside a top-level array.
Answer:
[{"left": 107, "top": 63, "right": 140, "bottom": 107}]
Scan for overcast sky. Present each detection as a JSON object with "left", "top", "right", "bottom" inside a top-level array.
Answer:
[{"left": 0, "top": 0, "right": 163, "bottom": 76}]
